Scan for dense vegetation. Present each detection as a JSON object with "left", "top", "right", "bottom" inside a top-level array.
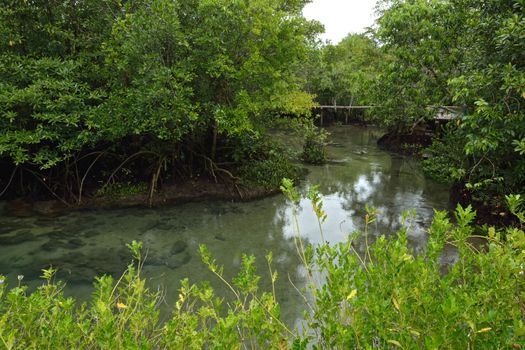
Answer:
[
  {"left": 305, "top": 0, "right": 525, "bottom": 219},
  {"left": 0, "top": 0, "right": 321, "bottom": 203},
  {"left": 1, "top": 0, "right": 525, "bottom": 348},
  {"left": 303, "top": 34, "right": 383, "bottom": 108},
  {"left": 0, "top": 185, "right": 524, "bottom": 349},
  {"left": 372, "top": 0, "right": 525, "bottom": 214}
]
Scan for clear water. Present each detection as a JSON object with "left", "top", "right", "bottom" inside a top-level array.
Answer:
[{"left": 0, "top": 126, "right": 450, "bottom": 326}]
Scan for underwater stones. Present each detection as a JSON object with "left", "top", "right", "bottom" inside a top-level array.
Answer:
[
  {"left": 41, "top": 238, "right": 85, "bottom": 251},
  {"left": 68, "top": 238, "right": 85, "bottom": 248},
  {"left": 57, "top": 249, "right": 126, "bottom": 277},
  {"left": 47, "top": 227, "right": 84, "bottom": 239},
  {"left": 165, "top": 251, "right": 191, "bottom": 269},
  {"left": 148, "top": 251, "right": 191, "bottom": 269},
  {"left": 170, "top": 240, "right": 188, "bottom": 255},
  {"left": 74, "top": 215, "right": 98, "bottom": 225},
  {"left": 142, "top": 221, "right": 174, "bottom": 233},
  {"left": 56, "top": 266, "right": 95, "bottom": 284},
  {"left": 32, "top": 201, "right": 65, "bottom": 217},
  {"left": 0, "top": 224, "right": 23, "bottom": 236},
  {"left": 146, "top": 241, "right": 191, "bottom": 269},
  {"left": 81, "top": 229, "right": 101, "bottom": 238},
  {"left": 214, "top": 234, "right": 226, "bottom": 241},
  {"left": 47, "top": 230, "right": 70, "bottom": 240},
  {"left": 40, "top": 241, "right": 56, "bottom": 252},
  {"left": 0, "top": 230, "right": 34, "bottom": 245},
  {"left": 155, "top": 222, "right": 174, "bottom": 231}
]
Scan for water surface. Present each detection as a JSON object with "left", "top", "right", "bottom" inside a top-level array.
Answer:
[{"left": 0, "top": 126, "right": 450, "bottom": 325}]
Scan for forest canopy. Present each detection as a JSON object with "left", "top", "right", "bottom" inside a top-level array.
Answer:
[{"left": 0, "top": 0, "right": 321, "bottom": 202}]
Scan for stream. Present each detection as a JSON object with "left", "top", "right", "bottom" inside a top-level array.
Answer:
[{"left": 0, "top": 125, "right": 450, "bottom": 327}]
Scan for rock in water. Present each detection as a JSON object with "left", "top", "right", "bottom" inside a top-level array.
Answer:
[{"left": 170, "top": 240, "right": 188, "bottom": 254}]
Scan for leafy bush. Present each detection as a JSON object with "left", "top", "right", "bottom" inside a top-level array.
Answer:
[
  {"left": 0, "top": 186, "right": 524, "bottom": 349},
  {"left": 301, "top": 127, "right": 327, "bottom": 165},
  {"left": 240, "top": 153, "right": 301, "bottom": 190},
  {"left": 422, "top": 126, "right": 467, "bottom": 184},
  {"left": 95, "top": 182, "right": 149, "bottom": 199},
  {"left": 298, "top": 206, "right": 525, "bottom": 349}
]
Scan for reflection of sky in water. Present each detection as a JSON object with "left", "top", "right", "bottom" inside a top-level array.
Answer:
[
  {"left": 0, "top": 126, "right": 450, "bottom": 327},
  {"left": 276, "top": 126, "right": 450, "bottom": 253}
]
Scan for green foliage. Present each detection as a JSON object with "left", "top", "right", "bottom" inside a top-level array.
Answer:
[
  {"left": 301, "top": 126, "right": 327, "bottom": 165},
  {"left": 0, "top": 0, "right": 320, "bottom": 200},
  {"left": 373, "top": 0, "right": 525, "bottom": 207},
  {"left": 240, "top": 152, "right": 301, "bottom": 190},
  {"left": 422, "top": 125, "right": 467, "bottom": 184},
  {"left": 303, "top": 34, "right": 383, "bottom": 107},
  {"left": 300, "top": 207, "right": 525, "bottom": 349},
  {"left": 371, "top": 0, "right": 464, "bottom": 132},
  {"left": 507, "top": 194, "right": 525, "bottom": 225},
  {"left": 280, "top": 178, "right": 301, "bottom": 204},
  {"left": 95, "top": 182, "right": 148, "bottom": 199}
]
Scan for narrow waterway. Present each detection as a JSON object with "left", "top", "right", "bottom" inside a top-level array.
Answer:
[{"left": 0, "top": 126, "right": 450, "bottom": 326}]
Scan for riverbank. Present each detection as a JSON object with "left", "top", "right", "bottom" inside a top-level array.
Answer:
[{"left": 3, "top": 177, "right": 283, "bottom": 218}]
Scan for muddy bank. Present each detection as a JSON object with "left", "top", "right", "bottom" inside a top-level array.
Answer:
[{"left": 3, "top": 177, "right": 280, "bottom": 218}]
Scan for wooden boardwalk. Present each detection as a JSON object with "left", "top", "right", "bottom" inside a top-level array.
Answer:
[
  {"left": 317, "top": 105, "right": 376, "bottom": 110},
  {"left": 315, "top": 105, "right": 463, "bottom": 121}
]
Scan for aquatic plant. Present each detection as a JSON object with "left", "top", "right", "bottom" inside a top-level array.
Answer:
[{"left": 301, "top": 126, "right": 328, "bottom": 165}]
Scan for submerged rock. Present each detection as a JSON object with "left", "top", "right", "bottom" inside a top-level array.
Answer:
[
  {"left": 47, "top": 230, "right": 67, "bottom": 240},
  {"left": 146, "top": 241, "right": 192, "bottom": 269},
  {"left": 165, "top": 251, "right": 191, "bottom": 269},
  {"left": 148, "top": 251, "right": 192, "bottom": 269},
  {"left": 0, "top": 230, "right": 34, "bottom": 245},
  {"left": 81, "top": 229, "right": 101, "bottom": 238},
  {"left": 0, "top": 224, "right": 25, "bottom": 236},
  {"left": 214, "top": 234, "right": 226, "bottom": 241},
  {"left": 155, "top": 222, "right": 175, "bottom": 231},
  {"left": 41, "top": 238, "right": 85, "bottom": 252},
  {"left": 170, "top": 240, "right": 188, "bottom": 254}
]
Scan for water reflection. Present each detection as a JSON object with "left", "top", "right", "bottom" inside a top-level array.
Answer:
[{"left": 0, "top": 126, "right": 450, "bottom": 326}]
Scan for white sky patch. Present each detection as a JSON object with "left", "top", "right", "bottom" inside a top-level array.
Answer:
[{"left": 303, "top": 0, "right": 377, "bottom": 44}]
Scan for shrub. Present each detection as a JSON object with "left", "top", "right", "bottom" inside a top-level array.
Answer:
[
  {"left": 297, "top": 206, "right": 525, "bottom": 349},
  {"left": 422, "top": 127, "right": 467, "bottom": 185},
  {"left": 95, "top": 182, "right": 149, "bottom": 199},
  {"left": 301, "top": 126, "right": 327, "bottom": 165},
  {"left": 239, "top": 141, "right": 302, "bottom": 189}
]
